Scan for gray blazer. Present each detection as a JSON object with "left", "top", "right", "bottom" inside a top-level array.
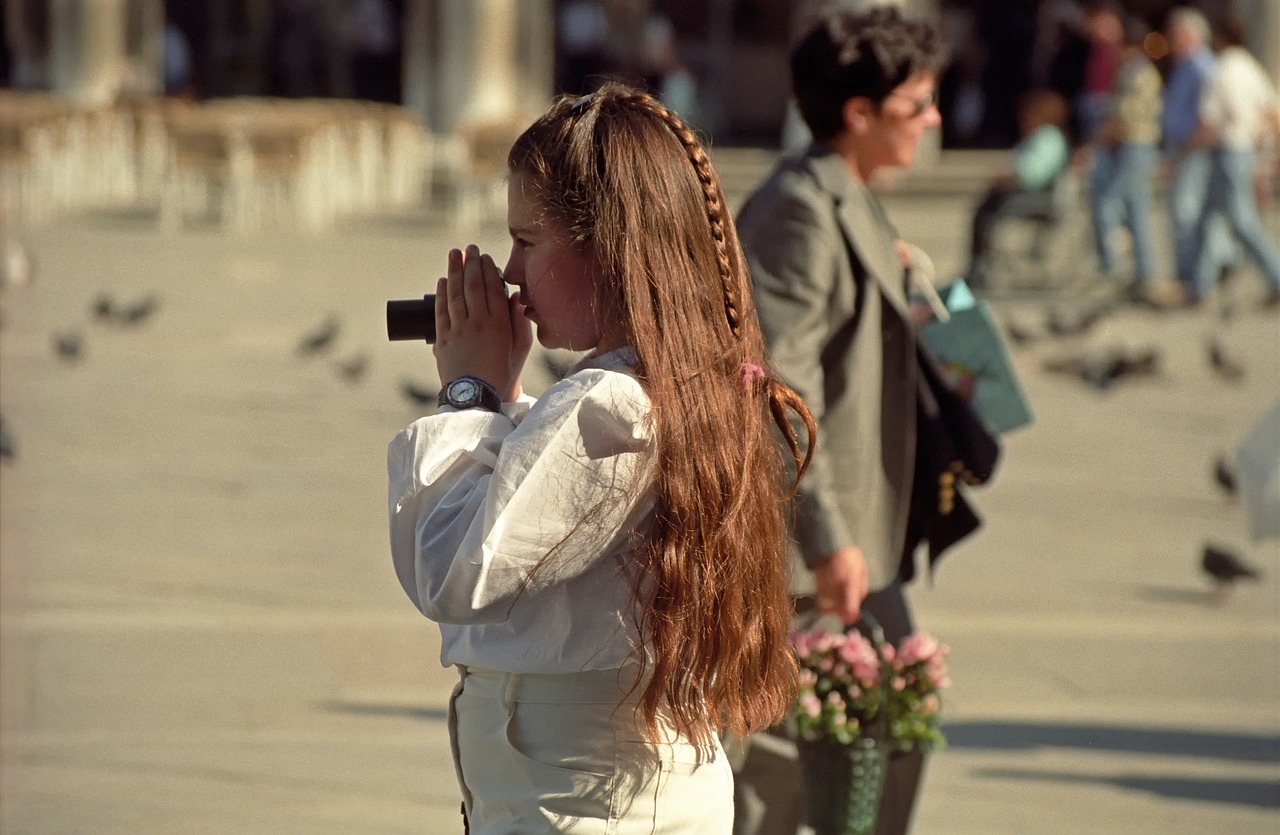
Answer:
[{"left": 737, "top": 144, "right": 918, "bottom": 591}]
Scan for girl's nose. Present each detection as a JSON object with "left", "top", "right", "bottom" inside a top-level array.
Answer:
[{"left": 503, "top": 260, "right": 522, "bottom": 287}]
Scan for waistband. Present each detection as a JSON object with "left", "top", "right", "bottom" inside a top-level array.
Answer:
[{"left": 456, "top": 666, "right": 642, "bottom": 706}]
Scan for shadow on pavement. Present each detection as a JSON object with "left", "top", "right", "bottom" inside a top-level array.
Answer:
[
  {"left": 974, "top": 767, "right": 1280, "bottom": 809},
  {"left": 944, "top": 721, "right": 1280, "bottom": 763},
  {"left": 1132, "top": 583, "right": 1216, "bottom": 606}
]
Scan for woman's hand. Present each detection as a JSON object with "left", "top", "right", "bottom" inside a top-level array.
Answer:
[
  {"left": 434, "top": 245, "right": 533, "bottom": 402},
  {"left": 813, "top": 546, "right": 869, "bottom": 626}
]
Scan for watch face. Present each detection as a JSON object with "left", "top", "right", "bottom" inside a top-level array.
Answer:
[{"left": 448, "top": 378, "right": 480, "bottom": 405}]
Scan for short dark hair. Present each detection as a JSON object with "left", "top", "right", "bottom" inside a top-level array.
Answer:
[{"left": 790, "top": 5, "right": 946, "bottom": 141}]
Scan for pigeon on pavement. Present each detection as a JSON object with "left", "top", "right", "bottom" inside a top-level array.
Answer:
[
  {"left": 401, "top": 380, "right": 437, "bottom": 407},
  {"left": 1212, "top": 455, "right": 1237, "bottom": 499},
  {"left": 53, "top": 330, "right": 83, "bottom": 363},
  {"left": 1043, "top": 347, "right": 1160, "bottom": 391},
  {"left": 1046, "top": 304, "right": 1107, "bottom": 337},
  {"left": 114, "top": 294, "right": 160, "bottom": 326},
  {"left": 1208, "top": 336, "right": 1245, "bottom": 381},
  {"left": 334, "top": 352, "right": 369, "bottom": 385},
  {"left": 92, "top": 293, "right": 115, "bottom": 321},
  {"left": 1201, "top": 544, "right": 1260, "bottom": 603},
  {"left": 297, "top": 315, "right": 341, "bottom": 356},
  {"left": 0, "top": 415, "right": 15, "bottom": 461}
]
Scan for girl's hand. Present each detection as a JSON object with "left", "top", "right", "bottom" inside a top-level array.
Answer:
[{"left": 434, "top": 245, "right": 532, "bottom": 402}]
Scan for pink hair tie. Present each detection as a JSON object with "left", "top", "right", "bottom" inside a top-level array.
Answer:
[{"left": 740, "top": 362, "right": 767, "bottom": 392}]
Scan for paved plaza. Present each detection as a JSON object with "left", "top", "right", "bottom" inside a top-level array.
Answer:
[{"left": 1, "top": 149, "right": 1278, "bottom": 833}]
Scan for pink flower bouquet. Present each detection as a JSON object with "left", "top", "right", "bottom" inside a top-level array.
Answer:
[{"left": 789, "top": 626, "right": 950, "bottom": 752}]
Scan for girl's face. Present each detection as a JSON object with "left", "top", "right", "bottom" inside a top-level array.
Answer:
[{"left": 504, "top": 176, "right": 623, "bottom": 353}]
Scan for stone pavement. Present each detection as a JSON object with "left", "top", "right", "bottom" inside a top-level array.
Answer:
[{"left": 1, "top": 149, "right": 1277, "bottom": 834}]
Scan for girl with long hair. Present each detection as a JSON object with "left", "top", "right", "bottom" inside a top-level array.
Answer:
[{"left": 387, "top": 84, "right": 816, "bottom": 831}]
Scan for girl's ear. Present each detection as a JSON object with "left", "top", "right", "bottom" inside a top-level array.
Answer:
[{"left": 843, "top": 97, "right": 872, "bottom": 135}]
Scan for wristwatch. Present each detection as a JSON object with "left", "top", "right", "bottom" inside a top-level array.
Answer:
[{"left": 438, "top": 375, "right": 502, "bottom": 412}]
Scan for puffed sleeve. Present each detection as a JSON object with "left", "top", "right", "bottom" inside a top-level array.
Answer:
[{"left": 388, "top": 370, "right": 652, "bottom": 624}]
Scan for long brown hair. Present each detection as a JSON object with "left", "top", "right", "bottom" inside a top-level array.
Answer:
[{"left": 509, "top": 84, "right": 817, "bottom": 746}]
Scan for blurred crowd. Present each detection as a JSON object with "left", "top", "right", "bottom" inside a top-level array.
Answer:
[
  {"left": 3, "top": 0, "right": 1276, "bottom": 306},
  {"left": 954, "top": 1, "right": 1278, "bottom": 310}
]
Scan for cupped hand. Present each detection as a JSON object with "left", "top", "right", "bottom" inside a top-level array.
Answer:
[{"left": 434, "top": 245, "right": 533, "bottom": 401}]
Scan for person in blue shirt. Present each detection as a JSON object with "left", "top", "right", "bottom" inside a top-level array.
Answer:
[
  {"left": 1161, "top": 7, "right": 1227, "bottom": 303},
  {"left": 964, "top": 89, "right": 1071, "bottom": 288}
]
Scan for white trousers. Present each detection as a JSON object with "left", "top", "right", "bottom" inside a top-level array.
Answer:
[{"left": 448, "top": 666, "right": 733, "bottom": 834}]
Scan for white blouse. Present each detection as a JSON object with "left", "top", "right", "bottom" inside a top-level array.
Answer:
[{"left": 388, "top": 347, "right": 655, "bottom": 673}]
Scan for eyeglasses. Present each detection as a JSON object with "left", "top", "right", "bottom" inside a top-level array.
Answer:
[{"left": 884, "top": 90, "right": 938, "bottom": 118}]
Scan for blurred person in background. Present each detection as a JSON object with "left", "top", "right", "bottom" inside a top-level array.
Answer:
[
  {"left": 939, "top": 37, "right": 988, "bottom": 149},
  {"left": 964, "top": 89, "right": 1071, "bottom": 289},
  {"left": 556, "top": 0, "right": 609, "bottom": 94},
  {"left": 636, "top": 13, "right": 700, "bottom": 124},
  {"left": 163, "top": 20, "right": 195, "bottom": 98},
  {"left": 1074, "top": 0, "right": 1124, "bottom": 145},
  {"left": 1161, "top": 8, "right": 1228, "bottom": 306},
  {"left": 1084, "top": 13, "right": 1162, "bottom": 303},
  {"left": 1188, "top": 14, "right": 1280, "bottom": 309},
  {"left": 1035, "top": 0, "right": 1091, "bottom": 145}
]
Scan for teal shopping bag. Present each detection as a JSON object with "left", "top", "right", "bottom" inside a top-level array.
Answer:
[{"left": 919, "top": 281, "right": 1034, "bottom": 435}]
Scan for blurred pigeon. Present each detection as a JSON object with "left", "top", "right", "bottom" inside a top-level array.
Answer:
[
  {"left": 91, "top": 293, "right": 115, "bottom": 321},
  {"left": 297, "top": 315, "right": 340, "bottom": 356},
  {"left": 0, "top": 415, "right": 15, "bottom": 461},
  {"left": 53, "top": 330, "right": 83, "bottom": 363},
  {"left": 1202, "top": 544, "right": 1260, "bottom": 602},
  {"left": 1208, "top": 337, "right": 1244, "bottom": 381},
  {"left": 1212, "top": 454, "right": 1238, "bottom": 499},
  {"left": 1003, "top": 319, "right": 1039, "bottom": 347},
  {"left": 334, "top": 351, "right": 369, "bottom": 385},
  {"left": 114, "top": 294, "right": 160, "bottom": 326},
  {"left": 401, "top": 380, "right": 437, "bottom": 407},
  {"left": 1046, "top": 304, "right": 1107, "bottom": 337},
  {"left": 1043, "top": 346, "right": 1160, "bottom": 391}
]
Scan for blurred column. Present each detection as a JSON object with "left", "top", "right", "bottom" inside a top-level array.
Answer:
[
  {"left": 446, "top": 0, "right": 517, "bottom": 126},
  {"left": 51, "top": 0, "right": 127, "bottom": 105},
  {"left": 515, "top": 0, "right": 555, "bottom": 115},
  {"left": 50, "top": 0, "right": 162, "bottom": 105},
  {"left": 402, "top": 0, "right": 434, "bottom": 125},
  {"left": 403, "top": 0, "right": 552, "bottom": 135},
  {"left": 124, "top": 0, "right": 164, "bottom": 96}
]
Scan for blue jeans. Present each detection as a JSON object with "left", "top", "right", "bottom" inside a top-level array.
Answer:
[
  {"left": 1167, "top": 149, "right": 1232, "bottom": 287},
  {"left": 1090, "top": 142, "right": 1158, "bottom": 282},
  {"left": 1193, "top": 147, "right": 1280, "bottom": 299}
]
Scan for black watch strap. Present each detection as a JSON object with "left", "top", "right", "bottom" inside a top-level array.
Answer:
[{"left": 438, "top": 376, "right": 502, "bottom": 413}]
